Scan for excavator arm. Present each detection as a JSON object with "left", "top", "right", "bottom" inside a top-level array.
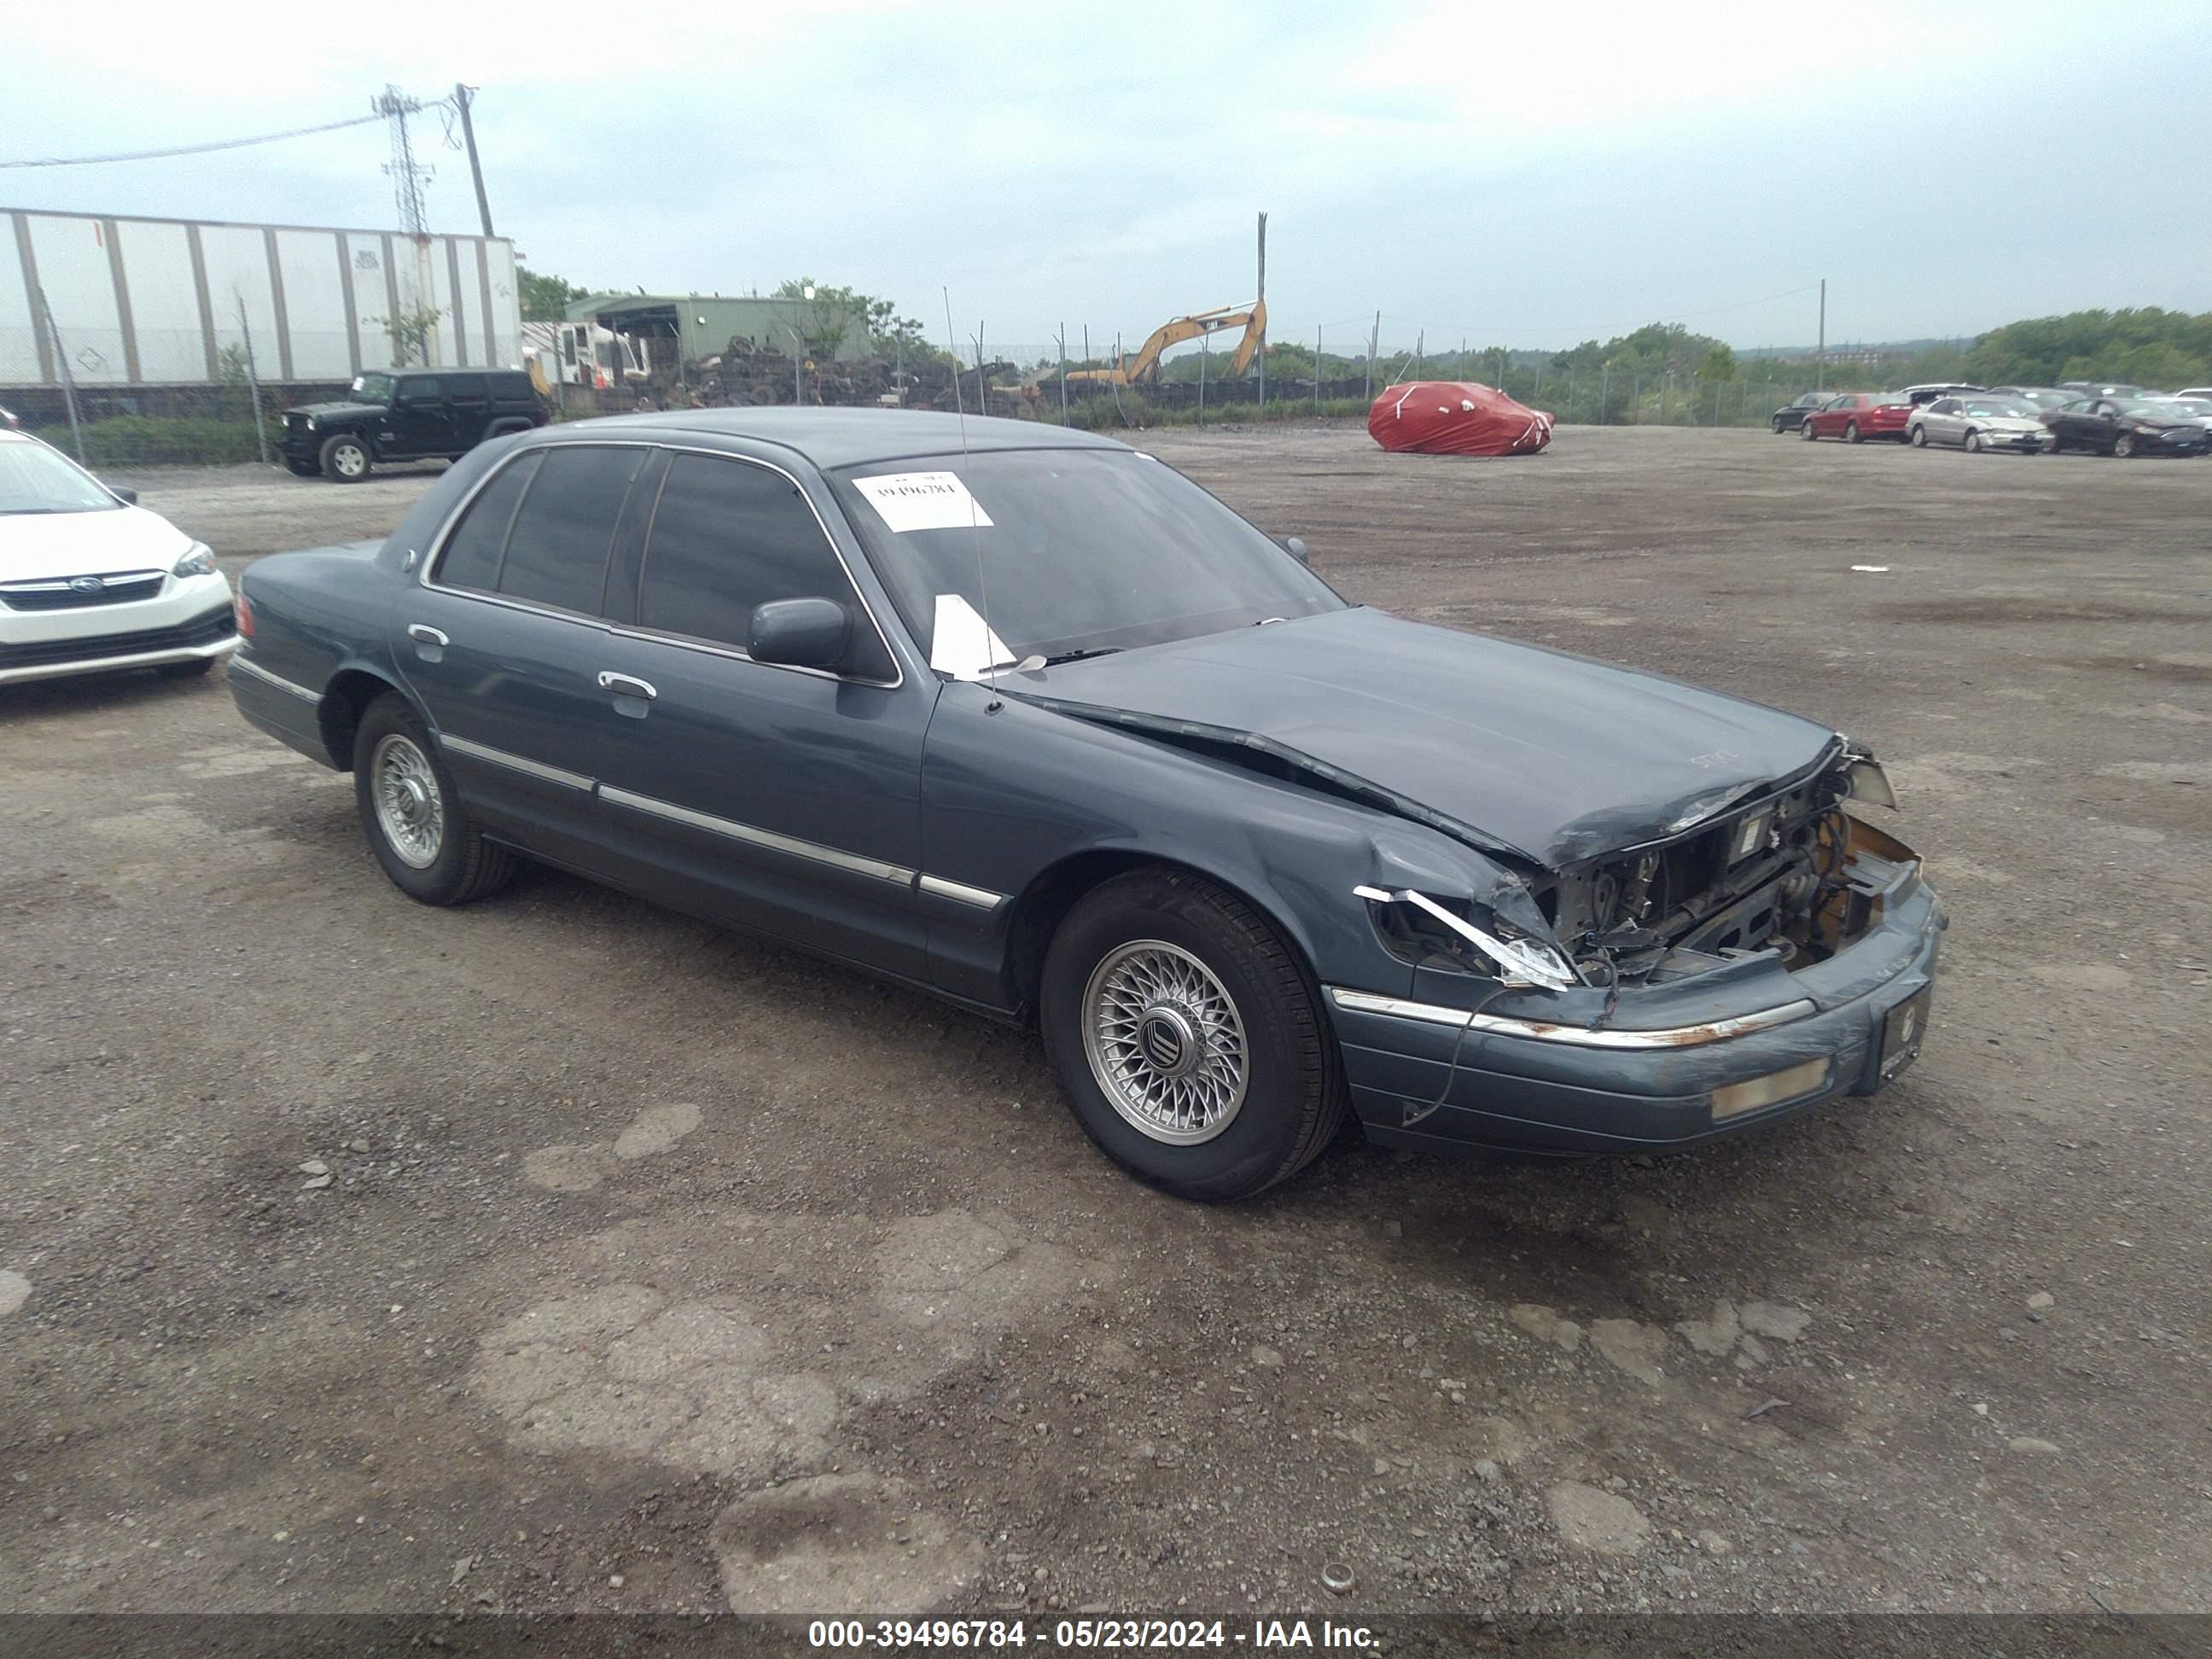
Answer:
[{"left": 1068, "top": 300, "right": 1268, "bottom": 386}]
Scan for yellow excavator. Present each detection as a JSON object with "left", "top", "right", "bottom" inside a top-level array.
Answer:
[{"left": 1067, "top": 300, "right": 1267, "bottom": 387}]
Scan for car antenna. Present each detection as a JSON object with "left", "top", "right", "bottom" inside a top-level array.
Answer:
[{"left": 943, "top": 288, "right": 1038, "bottom": 689}]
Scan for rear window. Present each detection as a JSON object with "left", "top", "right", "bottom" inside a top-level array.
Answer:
[
  {"left": 497, "top": 445, "right": 643, "bottom": 615},
  {"left": 435, "top": 452, "right": 540, "bottom": 591}
]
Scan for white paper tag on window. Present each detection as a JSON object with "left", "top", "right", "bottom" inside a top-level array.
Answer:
[
  {"left": 930, "top": 593, "right": 1013, "bottom": 680},
  {"left": 851, "top": 471, "right": 995, "bottom": 533}
]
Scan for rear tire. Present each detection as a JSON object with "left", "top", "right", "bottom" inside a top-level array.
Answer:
[
  {"left": 352, "top": 692, "right": 516, "bottom": 905},
  {"left": 1844, "top": 420, "right": 1862, "bottom": 444},
  {"left": 1039, "top": 867, "right": 1347, "bottom": 1202},
  {"left": 319, "top": 433, "right": 372, "bottom": 482}
]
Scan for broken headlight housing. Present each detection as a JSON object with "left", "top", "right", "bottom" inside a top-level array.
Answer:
[{"left": 1355, "top": 886, "right": 1580, "bottom": 989}]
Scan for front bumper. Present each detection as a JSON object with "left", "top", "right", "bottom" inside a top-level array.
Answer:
[
  {"left": 1326, "top": 868, "right": 1947, "bottom": 1155},
  {"left": 0, "top": 577, "right": 236, "bottom": 685}
]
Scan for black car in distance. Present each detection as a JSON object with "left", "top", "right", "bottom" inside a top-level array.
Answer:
[
  {"left": 1768, "top": 392, "right": 1829, "bottom": 433},
  {"left": 282, "top": 369, "right": 545, "bottom": 482}
]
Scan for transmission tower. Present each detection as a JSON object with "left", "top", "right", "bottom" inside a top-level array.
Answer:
[
  {"left": 372, "top": 84, "right": 433, "bottom": 235},
  {"left": 371, "top": 85, "right": 437, "bottom": 365}
]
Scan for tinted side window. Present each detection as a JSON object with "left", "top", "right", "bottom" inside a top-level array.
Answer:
[
  {"left": 639, "top": 454, "right": 889, "bottom": 678},
  {"left": 436, "top": 451, "right": 540, "bottom": 591},
  {"left": 492, "top": 373, "right": 535, "bottom": 400},
  {"left": 498, "top": 445, "right": 641, "bottom": 614},
  {"left": 403, "top": 376, "right": 442, "bottom": 400},
  {"left": 448, "top": 375, "right": 487, "bottom": 402}
]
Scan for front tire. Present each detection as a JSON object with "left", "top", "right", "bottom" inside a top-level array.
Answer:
[
  {"left": 319, "top": 433, "right": 372, "bottom": 482},
  {"left": 1910, "top": 425, "right": 1929, "bottom": 447},
  {"left": 352, "top": 692, "right": 516, "bottom": 905},
  {"left": 1771, "top": 416, "right": 1785, "bottom": 434},
  {"left": 1965, "top": 430, "right": 1984, "bottom": 453},
  {"left": 1801, "top": 420, "right": 1818, "bottom": 441},
  {"left": 1039, "top": 868, "right": 1347, "bottom": 1202},
  {"left": 2113, "top": 434, "right": 2136, "bottom": 458}
]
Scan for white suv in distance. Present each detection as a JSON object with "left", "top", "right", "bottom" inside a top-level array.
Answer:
[{"left": 0, "top": 432, "right": 236, "bottom": 686}]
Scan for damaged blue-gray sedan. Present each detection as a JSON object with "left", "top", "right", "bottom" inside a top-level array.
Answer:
[{"left": 228, "top": 410, "right": 1945, "bottom": 1201}]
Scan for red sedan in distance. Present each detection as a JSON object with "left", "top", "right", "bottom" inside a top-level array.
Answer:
[{"left": 1801, "top": 392, "right": 1913, "bottom": 444}]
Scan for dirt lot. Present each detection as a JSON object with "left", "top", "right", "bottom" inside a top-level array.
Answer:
[{"left": 3, "top": 425, "right": 2207, "bottom": 1619}]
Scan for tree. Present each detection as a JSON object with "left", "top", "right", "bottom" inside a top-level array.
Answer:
[
  {"left": 1697, "top": 343, "right": 1738, "bottom": 383},
  {"left": 774, "top": 276, "right": 947, "bottom": 368},
  {"left": 519, "top": 267, "right": 591, "bottom": 322}
]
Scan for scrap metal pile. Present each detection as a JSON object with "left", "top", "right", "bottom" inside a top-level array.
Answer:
[{"left": 678, "top": 338, "right": 1035, "bottom": 418}]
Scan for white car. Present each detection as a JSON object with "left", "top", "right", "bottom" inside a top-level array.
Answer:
[
  {"left": 0, "top": 432, "right": 236, "bottom": 686},
  {"left": 1906, "top": 395, "right": 2054, "bottom": 454}
]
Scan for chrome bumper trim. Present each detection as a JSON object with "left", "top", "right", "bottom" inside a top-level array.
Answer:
[
  {"left": 917, "top": 874, "right": 1006, "bottom": 910},
  {"left": 230, "top": 653, "right": 318, "bottom": 703},
  {"left": 439, "top": 733, "right": 593, "bottom": 792},
  {"left": 598, "top": 783, "right": 915, "bottom": 887},
  {"left": 1324, "top": 986, "right": 1819, "bottom": 1050}
]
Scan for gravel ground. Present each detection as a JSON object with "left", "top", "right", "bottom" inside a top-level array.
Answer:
[{"left": 2, "top": 424, "right": 2207, "bottom": 1618}]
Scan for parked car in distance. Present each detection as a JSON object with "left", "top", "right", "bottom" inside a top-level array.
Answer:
[
  {"left": 2170, "top": 387, "right": 2212, "bottom": 400},
  {"left": 0, "top": 405, "right": 19, "bottom": 432},
  {"left": 1, "top": 430, "right": 236, "bottom": 686},
  {"left": 2057, "top": 381, "right": 2146, "bottom": 399},
  {"left": 1801, "top": 392, "right": 1913, "bottom": 443},
  {"left": 225, "top": 410, "right": 1942, "bottom": 1202},
  {"left": 282, "top": 369, "right": 546, "bottom": 483},
  {"left": 2151, "top": 395, "right": 2212, "bottom": 435},
  {"left": 1768, "top": 392, "right": 1830, "bottom": 434},
  {"left": 1988, "top": 386, "right": 2073, "bottom": 411},
  {"left": 1906, "top": 395, "right": 2054, "bottom": 454},
  {"left": 1893, "top": 382, "right": 1986, "bottom": 407},
  {"left": 2043, "top": 397, "right": 2212, "bottom": 457}
]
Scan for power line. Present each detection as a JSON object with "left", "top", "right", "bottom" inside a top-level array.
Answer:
[{"left": 0, "top": 108, "right": 435, "bottom": 170}]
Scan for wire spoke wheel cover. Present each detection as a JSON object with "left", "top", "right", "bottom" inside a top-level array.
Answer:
[
  {"left": 370, "top": 732, "right": 445, "bottom": 869},
  {"left": 1081, "top": 940, "right": 1249, "bottom": 1144}
]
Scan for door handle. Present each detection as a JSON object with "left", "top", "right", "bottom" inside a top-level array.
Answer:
[
  {"left": 408, "top": 624, "right": 449, "bottom": 646},
  {"left": 597, "top": 671, "right": 657, "bottom": 701}
]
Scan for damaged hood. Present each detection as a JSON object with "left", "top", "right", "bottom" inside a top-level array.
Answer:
[{"left": 1009, "top": 607, "right": 1838, "bottom": 867}]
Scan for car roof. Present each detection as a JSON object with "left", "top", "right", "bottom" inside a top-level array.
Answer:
[{"left": 531, "top": 407, "right": 1126, "bottom": 470}]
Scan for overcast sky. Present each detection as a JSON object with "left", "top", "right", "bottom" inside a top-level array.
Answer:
[{"left": 8, "top": 1, "right": 2209, "bottom": 360}]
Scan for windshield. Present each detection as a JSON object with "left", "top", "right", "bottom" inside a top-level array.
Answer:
[
  {"left": 1961, "top": 402, "right": 2033, "bottom": 419},
  {"left": 2122, "top": 401, "right": 2187, "bottom": 421},
  {"left": 2163, "top": 399, "right": 2212, "bottom": 416},
  {"left": 350, "top": 373, "right": 395, "bottom": 404},
  {"left": 830, "top": 448, "right": 1345, "bottom": 673},
  {"left": 0, "top": 439, "right": 124, "bottom": 515}
]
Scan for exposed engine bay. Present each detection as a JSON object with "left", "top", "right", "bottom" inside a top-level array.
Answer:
[
  {"left": 1364, "top": 746, "right": 1911, "bottom": 992},
  {"left": 1536, "top": 749, "right": 1904, "bottom": 987}
]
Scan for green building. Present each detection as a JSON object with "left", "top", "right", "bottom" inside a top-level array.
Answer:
[{"left": 562, "top": 292, "right": 870, "bottom": 367}]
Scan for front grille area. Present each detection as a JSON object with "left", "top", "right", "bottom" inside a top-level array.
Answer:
[
  {"left": 0, "top": 570, "right": 167, "bottom": 611},
  {"left": 0, "top": 603, "right": 235, "bottom": 671}
]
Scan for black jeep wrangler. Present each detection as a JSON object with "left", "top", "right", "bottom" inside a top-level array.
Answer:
[{"left": 281, "top": 369, "right": 546, "bottom": 482}]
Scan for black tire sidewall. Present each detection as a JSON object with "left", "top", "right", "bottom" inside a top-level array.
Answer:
[
  {"left": 1040, "top": 873, "right": 1328, "bottom": 1201},
  {"left": 352, "top": 694, "right": 475, "bottom": 904},
  {"left": 320, "top": 433, "right": 371, "bottom": 482}
]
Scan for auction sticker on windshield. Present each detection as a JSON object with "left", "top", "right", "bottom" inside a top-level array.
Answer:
[{"left": 851, "top": 471, "right": 995, "bottom": 533}]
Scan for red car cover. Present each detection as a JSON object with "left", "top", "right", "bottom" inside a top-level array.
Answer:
[{"left": 1368, "top": 381, "right": 1554, "bottom": 456}]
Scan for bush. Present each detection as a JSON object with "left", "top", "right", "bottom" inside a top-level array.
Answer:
[{"left": 67, "top": 414, "right": 279, "bottom": 467}]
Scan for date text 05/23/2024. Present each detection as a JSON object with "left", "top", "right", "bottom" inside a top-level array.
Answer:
[{"left": 806, "top": 1618, "right": 1378, "bottom": 1650}]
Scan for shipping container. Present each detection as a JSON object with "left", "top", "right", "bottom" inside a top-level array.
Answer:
[{"left": 2, "top": 207, "right": 521, "bottom": 391}]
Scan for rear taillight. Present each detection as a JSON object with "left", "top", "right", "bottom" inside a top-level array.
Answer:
[{"left": 233, "top": 592, "right": 254, "bottom": 639}]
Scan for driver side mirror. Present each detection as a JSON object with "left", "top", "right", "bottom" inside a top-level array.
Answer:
[
  {"left": 110, "top": 486, "right": 138, "bottom": 505},
  {"left": 1279, "top": 535, "right": 1309, "bottom": 565},
  {"left": 748, "top": 597, "right": 851, "bottom": 672}
]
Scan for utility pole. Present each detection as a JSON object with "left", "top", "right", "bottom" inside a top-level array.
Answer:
[
  {"left": 236, "top": 294, "right": 270, "bottom": 465},
  {"left": 1314, "top": 326, "right": 1321, "bottom": 415},
  {"left": 1057, "top": 324, "right": 1068, "bottom": 424},
  {"left": 1254, "top": 210, "right": 1266, "bottom": 412},
  {"left": 1365, "top": 311, "right": 1379, "bottom": 404},
  {"left": 454, "top": 84, "right": 494, "bottom": 237},
  {"left": 1816, "top": 277, "right": 1826, "bottom": 393}
]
